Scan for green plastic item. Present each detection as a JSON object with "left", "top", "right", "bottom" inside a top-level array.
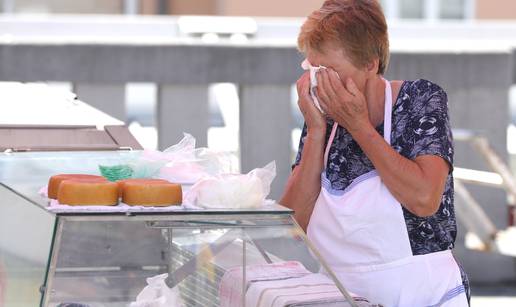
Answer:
[{"left": 99, "top": 164, "right": 134, "bottom": 182}]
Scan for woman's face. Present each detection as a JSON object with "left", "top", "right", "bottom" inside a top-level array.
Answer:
[{"left": 306, "top": 45, "right": 369, "bottom": 93}]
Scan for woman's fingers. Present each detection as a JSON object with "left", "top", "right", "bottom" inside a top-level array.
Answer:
[
  {"left": 296, "top": 72, "right": 327, "bottom": 131},
  {"left": 317, "top": 69, "right": 353, "bottom": 118},
  {"left": 315, "top": 70, "right": 336, "bottom": 115},
  {"left": 345, "top": 77, "right": 360, "bottom": 97},
  {"left": 320, "top": 69, "right": 339, "bottom": 103},
  {"left": 296, "top": 72, "right": 310, "bottom": 96},
  {"left": 316, "top": 87, "right": 330, "bottom": 114},
  {"left": 328, "top": 70, "right": 354, "bottom": 102},
  {"left": 297, "top": 72, "right": 320, "bottom": 115},
  {"left": 308, "top": 70, "right": 370, "bottom": 132},
  {"left": 319, "top": 71, "right": 335, "bottom": 115},
  {"left": 315, "top": 71, "right": 329, "bottom": 102}
]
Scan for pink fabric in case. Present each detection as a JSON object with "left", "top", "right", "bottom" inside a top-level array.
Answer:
[{"left": 218, "top": 261, "right": 311, "bottom": 307}]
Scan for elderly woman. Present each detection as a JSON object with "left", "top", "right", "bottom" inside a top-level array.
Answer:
[{"left": 280, "top": 0, "right": 469, "bottom": 306}]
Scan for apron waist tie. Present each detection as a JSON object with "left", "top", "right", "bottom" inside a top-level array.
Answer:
[{"left": 427, "top": 284, "right": 466, "bottom": 307}]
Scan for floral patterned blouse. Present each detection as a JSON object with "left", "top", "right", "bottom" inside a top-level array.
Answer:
[{"left": 294, "top": 79, "right": 456, "bottom": 255}]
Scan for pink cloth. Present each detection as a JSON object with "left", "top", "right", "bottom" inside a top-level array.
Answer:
[
  {"left": 245, "top": 273, "right": 370, "bottom": 307},
  {"left": 218, "top": 261, "right": 311, "bottom": 307}
]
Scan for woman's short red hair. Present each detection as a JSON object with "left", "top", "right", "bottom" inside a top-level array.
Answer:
[{"left": 298, "top": 0, "right": 389, "bottom": 75}]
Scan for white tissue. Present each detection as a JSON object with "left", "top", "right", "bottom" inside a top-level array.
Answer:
[{"left": 301, "top": 59, "right": 327, "bottom": 113}]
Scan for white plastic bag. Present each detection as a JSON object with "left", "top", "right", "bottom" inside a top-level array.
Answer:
[
  {"left": 142, "top": 133, "right": 232, "bottom": 184},
  {"left": 129, "top": 273, "right": 184, "bottom": 307},
  {"left": 183, "top": 161, "right": 276, "bottom": 209}
]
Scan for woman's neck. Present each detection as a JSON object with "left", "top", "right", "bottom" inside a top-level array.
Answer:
[{"left": 364, "top": 75, "right": 386, "bottom": 128}]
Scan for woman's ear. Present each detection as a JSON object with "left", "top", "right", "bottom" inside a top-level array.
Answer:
[{"left": 365, "top": 58, "right": 379, "bottom": 75}]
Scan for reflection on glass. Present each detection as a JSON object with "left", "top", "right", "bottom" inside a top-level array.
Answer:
[
  {"left": 44, "top": 215, "right": 351, "bottom": 306},
  {"left": 0, "top": 184, "right": 56, "bottom": 306}
]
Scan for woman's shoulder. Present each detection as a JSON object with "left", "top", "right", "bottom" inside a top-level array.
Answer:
[
  {"left": 395, "top": 79, "right": 448, "bottom": 112},
  {"left": 401, "top": 79, "right": 447, "bottom": 97}
]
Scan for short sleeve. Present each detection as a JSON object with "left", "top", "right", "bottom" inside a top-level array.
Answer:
[
  {"left": 292, "top": 123, "right": 308, "bottom": 170},
  {"left": 407, "top": 80, "right": 454, "bottom": 169}
]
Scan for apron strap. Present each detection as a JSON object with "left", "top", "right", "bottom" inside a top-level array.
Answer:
[
  {"left": 323, "top": 122, "right": 339, "bottom": 168},
  {"left": 323, "top": 79, "right": 393, "bottom": 166},
  {"left": 383, "top": 78, "right": 393, "bottom": 145}
]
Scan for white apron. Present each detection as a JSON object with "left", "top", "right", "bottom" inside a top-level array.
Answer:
[{"left": 307, "top": 79, "right": 468, "bottom": 307}]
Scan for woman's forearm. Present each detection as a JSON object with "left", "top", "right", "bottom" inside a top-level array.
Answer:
[
  {"left": 279, "top": 133, "right": 325, "bottom": 230},
  {"left": 352, "top": 124, "right": 448, "bottom": 217}
]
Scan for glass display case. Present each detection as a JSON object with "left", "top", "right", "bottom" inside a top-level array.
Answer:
[{"left": 0, "top": 151, "right": 363, "bottom": 307}]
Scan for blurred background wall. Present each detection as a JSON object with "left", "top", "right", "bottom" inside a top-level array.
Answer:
[{"left": 5, "top": 0, "right": 516, "bottom": 19}]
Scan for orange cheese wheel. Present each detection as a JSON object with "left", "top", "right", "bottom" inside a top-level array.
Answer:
[
  {"left": 57, "top": 180, "right": 119, "bottom": 206},
  {"left": 48, "top": 174, "right": 106, "bottom": 199},
  {"left": 116, "top": 178, "right": 169, "bottom": 198},
  {"left": 122, "top": 181, "right": 182, "bottom": 206}
]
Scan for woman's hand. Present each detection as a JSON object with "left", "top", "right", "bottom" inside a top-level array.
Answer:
[
  {"left": 315, "top": 69, "right": 371, "bottom": 133},
  {"left": 281, "top": 72, "right": 329, "bottom": 231},
  {"left": 297, "top": 72, "right": 327, "bottom": 139}
]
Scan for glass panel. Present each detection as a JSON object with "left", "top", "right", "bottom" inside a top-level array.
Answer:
[
  {"left": 400, "top": 0, "right": 424, "bottom": 19},
  {"left": 0, "top": 151, "right": 291, "bottom": 215},
  {"left": 44, "top": 214, "right": 350, "bottom": 306},
  {"left": 0, "top": 151, "right": 143, "bottom": 209},
  {"left": 0, "top": 184, "right": 56, "bottom": 307},
  {"left": 440, "top": 0, "right": 465, "bottom": 19}
]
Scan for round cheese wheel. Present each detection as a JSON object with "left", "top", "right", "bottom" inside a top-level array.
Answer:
[
  {"left": 116, "top": 178, "right": 168, "bottom": 198},
  {"left": 48, "top": 174, "right": 106, "bottom": 199},
  {"left": 122, "top": 180, "right": 182, "bottom": 206},
  {"left": 57, "top": 180, "right": 119, "bottom": 206}
]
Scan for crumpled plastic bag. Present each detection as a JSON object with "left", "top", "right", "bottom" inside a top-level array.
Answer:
[
  {"left": 183, "top": 161, "right": 276, "bottom": 209},
  {"left": 129, "top": 273, "right": 184, "bottom": 307},
  {"left": 142, "top": 133, "right": 232, "bottom": 184},
  {"left": 99, "top": 133, "right": 231, "bottom": 183}
]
